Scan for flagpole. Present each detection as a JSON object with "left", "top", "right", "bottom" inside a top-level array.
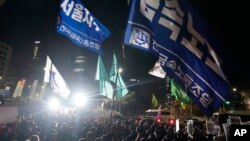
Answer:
[
  {"left": 108, "top": 51, "right": 120, "bottom": 133},
  {"left": 108, "top": 68, "right": 119, "bottom": 133},
  {"left": 47, "top": 56, "right": 53, "bottom": 100}
]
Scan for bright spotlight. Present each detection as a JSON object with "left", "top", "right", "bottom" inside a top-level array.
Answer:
[
  {"left": 48, "top": 98, "right": 60, "bottom": 110},
  {"left": 64, "top": 109, "right": 69, "bottom": 114},
  {"left": 73, "top": 94, "right": 88, "bottom": 107},
  {"left": 118, "top": 68, "right": 123, "bottom": 73},
  {"left": 233, "top": 88, "right": 237, "bottom": 92}
]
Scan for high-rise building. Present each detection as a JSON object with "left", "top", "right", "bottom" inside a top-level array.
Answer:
[
  {"left": 0, "top": 42, "right": 12, "bottom": 87},
  {"left": 70, "top": 47, "right": 95, "bottom": 95},
  {"left": 27, "top": 40, "right": 45, "bottom": 93},
  {"left": 73, "top": 55, "right": 86, "bottom": 72},
  {"left": 72, "top": 54, "right": 87, "bottom": 93},
  {"left": 33, "top": 40, "right": 41, "bottom": 60}
]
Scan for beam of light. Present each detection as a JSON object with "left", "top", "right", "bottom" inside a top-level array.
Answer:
[
  {"left": 73, "top": 94, "right": 88, "bottom": 107},
  {"left": 48, "top": 98, "right": 60, "bottom": 111}
]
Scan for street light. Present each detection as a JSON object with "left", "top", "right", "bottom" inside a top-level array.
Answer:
[
  {"left": 233, "top": 88, "right": 237, "bottom": 92},
  {"left": 73, "top": 93, "right": 88, "bottom": 107},
  {"left": 118, "top": 68, "right": 123, "bottom": 73},
  {"left": 48, "top": 98, "right": 60, "bottom": 111},
  {"left": 225, "top": 101, "right": 230, "bottom": 105}
]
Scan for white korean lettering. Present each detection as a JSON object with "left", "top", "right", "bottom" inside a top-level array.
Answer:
[
  {"left": 183, "top": 74, "right": 193, "bottom": 87},
  {"left": 71, "top": 3, "right": 83, "bottom": 23},
  {"left": 181, "top": 13, "right": 203, "bottom": 59},
  {"left": 165, "top": 0, "right": 184, "bottom": 18},
  {"left": 82, "top": 9, "right": 100, "bottom": 32},
  {"left": 70, "top": 33, "right": 76, "bottom": 39},
  {"left": 140, "top": 0, "right": 160, "bottom": 22},
  {"left": 158, "top": 0, "right": 184, "bottom": 41},
  {"left": 82, "top": 9, "right": 93, "bottom": 26},
  {"left": 159, "top": 53, "right": 168, "bottom": 66},
  {"left": 92, "top": 22, "right": 101, "bottom": 32},
  {"left": 152, "top": 40, "right": 159, "bottom": 53},
  {"left": 61, "top": 0, "right": 74, "bottom": 16},
  {"left": 181, "top": 13, "right": 226, "bottom": 80},
  {"left": 65, "top": 27, "right": 71, "bottom": 35},
  {"left": 159, "top": 17, "right": 180, "bottom": 41},
  {"left": 190, "top": 82, "right": 203, "bottom": 98},
  {"left": 75, "top": 36, "right": 80, "bottom": 43},
  {"left": 166, "top": 60, "right": 176, "bottom": 71},
  {"left": 204, "top": 41, "right": 227, "bottom": 80},
  {"left": 95, "top": 44, "right": 100, "bottom": 50},
  {"left": 89, "top": 42, "right": 95, "bottom": 48},
  {"left": 83, "top": 39, "right": 89, "bottom": 47},
  {"left": 175, "top": 65, "right": 184, "bottom": 79},
  {"left": 163, "top": 0, "right": 184, "bottom": 25},
  {"left": 161, "top": 8, "right": 183, "bottom": 25},
  {"left": 60, "top": 25, "right": 66, "bottom": 31},
  {"left": 199, "top": 92, "right": 213, "bottom": 107}
]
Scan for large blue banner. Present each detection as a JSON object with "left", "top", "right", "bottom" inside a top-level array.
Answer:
[
  {"left": 124, "top": 0, "right": 231, "bottom": 115},
  {"left": 57, "top": 0, "right": 111, "bottom": 53}
]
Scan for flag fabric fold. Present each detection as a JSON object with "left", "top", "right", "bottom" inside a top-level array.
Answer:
[
  {"left": 109, "top": 53, "right": 128, "bottom": 99},
  {"left": 148, "top": 60, "right": 166, "bottom": 79},
  {"left": 124, "top": 0, "right": 231, "bottom": 115},
  {"left": 44, "top": 56, "right": 70, "bottom": 99},
  {"left": 115, "top": 73, "right": 129, "bottom": 99},
  {"left": 95, "top": 55, "right": 113, "bottom": 99},
  {"left": 110, "top": 53, "right": 119, "bottom": 83},
  {"left": 57, "top": 0, "right": 111, "bottom": 53}
]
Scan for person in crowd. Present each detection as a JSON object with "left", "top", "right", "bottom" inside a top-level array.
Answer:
[
  {"left": 2, "top": 101, "right": 228, "bottom": 141},
  {"left": 30, "top": 135, "right": 40, "bottom": 141},
  {"left": 0, "top": 95, "right": 4, "bottom": 106}
]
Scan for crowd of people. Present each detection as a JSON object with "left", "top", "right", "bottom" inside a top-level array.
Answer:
[{"left": 0, "top": 105, "right": 226, "bottom": 141}]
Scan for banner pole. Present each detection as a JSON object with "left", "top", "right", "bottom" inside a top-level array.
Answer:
[{"left": 108, "top": 51, "right": 119, "bottom": 133}]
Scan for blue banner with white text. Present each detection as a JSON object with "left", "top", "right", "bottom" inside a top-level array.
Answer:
[
  {"left": 124, "top": 0, "right": 231, "bottom": 115},
  {"left": 57, "top": 0, "right": 111, "bottom": 53}
]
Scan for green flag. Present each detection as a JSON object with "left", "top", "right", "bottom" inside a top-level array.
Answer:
[
  {"left": 95, "top": 56, "right": 113, "bottom": 99},
  {"left": 109, "top": 53, "right": 128, "bottom": 99},
  {"left": 170, "top": 79, "right": 190, "bottom": 104},
  {"left": 116, "top": 73, "right": 129, "bottom": 99},
  {"left": 152, "top": 94, "right": 159, "bottom": 108},
  {"left": 110, "top": 53, "right": 118, "bottom": 83}
]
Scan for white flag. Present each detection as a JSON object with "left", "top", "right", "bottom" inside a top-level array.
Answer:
[
  {"left": 44, "top": 56, "right": 52, "bottom": 83},
  {"left": 148, "top": 60, "right": 166, "bottom": 78},
  {"left": 44, "top": 56, "right": 70, "bottom": 99}
]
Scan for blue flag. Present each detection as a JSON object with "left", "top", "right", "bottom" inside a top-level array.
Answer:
[
  {"left": 57, "top": 0, "right": 111, "bottom": 53},
  {"left": 124, "top": 0, "right": 231, "bottom": 115}
]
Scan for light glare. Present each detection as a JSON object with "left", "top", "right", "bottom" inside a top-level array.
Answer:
[
  {"left": 49, "top": 98, "right": 60, "bottom": 110},
  {"left": 73, "top": 94, "right": 88, "bottom": 107}
]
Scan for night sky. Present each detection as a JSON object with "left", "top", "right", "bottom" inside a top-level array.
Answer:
[{"left": 0, "top": 0, "right": 250, "bottom": 93}]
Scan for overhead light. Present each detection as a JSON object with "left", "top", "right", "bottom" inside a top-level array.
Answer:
[
  {"left": 73, "top": 94, "right": 88, "bottom": 107},
  {"left": 48, "top": 98, "right": 60, "bottom": 111}
]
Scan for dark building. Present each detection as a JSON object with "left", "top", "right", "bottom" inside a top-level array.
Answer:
[
  {"left": 68, "top": 46, "right": 99, "bottom": 97},
  {"left": 26, "top": 40, "right": 46, "bottom": 96},
  {"left": 0, "top": 42, "right": 12, "bottom": 88}
]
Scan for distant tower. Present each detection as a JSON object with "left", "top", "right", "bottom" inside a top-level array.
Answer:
[
  {"left": 70, "top": 47, "right": 91, "bottom": 94},
  {"left": 28, "top": 40, "right": 44, "bottom": 90},
  {"left": 74, "top": 55, "right": 86, "bottom": 73},
  {"left": 33, "top": 40, "right": 41, "bottom": 60},
  {"left": 0, "top": 42, "right": 12, "bottom": 88}
]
